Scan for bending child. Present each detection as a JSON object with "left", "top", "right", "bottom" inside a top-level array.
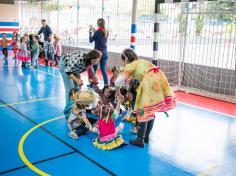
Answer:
[{"left": 64, "top": 89, "right": 96, "bottom": 140}]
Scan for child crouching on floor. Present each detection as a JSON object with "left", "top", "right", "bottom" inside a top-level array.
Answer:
[{"left": 64, "top": 89, "right": 96, "bottom": 140}]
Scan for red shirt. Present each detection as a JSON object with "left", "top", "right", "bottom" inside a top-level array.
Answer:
[{"left": 87, "top": 66, "right": 98, "bottom": 85}]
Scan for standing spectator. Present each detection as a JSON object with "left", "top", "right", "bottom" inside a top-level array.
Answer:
[
  {"left": 38, "top": 19, "right": 52, "bottom": 42},
  {"left": 89, "top": 18, "right": 109, "bottom": 85},
  {"left": 38, "top": 19, "right": 52, "bottom": 62}
]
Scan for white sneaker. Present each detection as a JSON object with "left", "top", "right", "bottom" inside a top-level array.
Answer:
[
  {"left": 92, "top": 127, "right": 99, "bottom": 134},
  {"left": 117, "top": 122, "right": 124, "bottom": 131},
  {"left": 68, "top": 131, "right": 79, "bottom": 140}
]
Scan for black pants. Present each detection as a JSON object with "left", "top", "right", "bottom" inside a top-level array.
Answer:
[
  {"left": 2, "top": 48, "right": 8, "bottom": 58},
  {"left": 137, "top": 119, "right": 155, "bottom": 142},
  {"left": 75, "top": 125, "right": 88, "bottom": 137}
]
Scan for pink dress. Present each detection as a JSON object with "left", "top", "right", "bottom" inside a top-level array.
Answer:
[
  {"left": 93, "top": 119, "right": 124, "bottom": 150},
  {"left": 17, "top": 43, "right": 30, "bottom": 62}
]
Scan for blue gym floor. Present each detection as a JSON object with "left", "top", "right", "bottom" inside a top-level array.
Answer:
[{"left": 0, "top": 61, "right": 236, "bottom": 175}]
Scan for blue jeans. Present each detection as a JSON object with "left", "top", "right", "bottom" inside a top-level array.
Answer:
[
  {"left": 93, "top": 52, "right": 108, "bottom": 85},
  {"left": 32, "top": 53, "right": 39, "bottom": 68},
  {"left": 59, "top": 60, "right": 81, "bottom": 103}
]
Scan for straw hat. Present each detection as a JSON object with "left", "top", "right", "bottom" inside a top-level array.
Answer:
[{"left": 73, "top": 91, "right": 96, "bottom": 106}]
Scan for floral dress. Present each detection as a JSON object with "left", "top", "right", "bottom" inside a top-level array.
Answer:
[
  {"left": 122, "top": 59, "right": 176, "bottom": 122},
  {"left": 93, "top": 118, "right": 124, "bottom": 150}
]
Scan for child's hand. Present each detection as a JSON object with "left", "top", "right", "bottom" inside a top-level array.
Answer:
[
  {"left": 118, "top": 95, "right": 124, "bottom": 103},
  {"left": 76, "top": 78, "right": 83, "bottom": 86},
  {"left": 89, "top": 125, "right": 93, "bottom": 132},
  {"left": 127, "top": 92, "right": 132, "bottom": 100},
  {"left": 91, "top": 110, "right": 96, "bottom": 114},
  {"left": 89, "top": 79, "right": 94, "bottom": 83}
]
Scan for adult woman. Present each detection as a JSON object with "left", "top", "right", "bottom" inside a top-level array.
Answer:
[
  {"left": 89, "top": 18, "right": 109, "bottom": 85},
  {"left": 59, "top": 49, "right": 101, "bottom": 102},
  {"left": 115, "top": 48, "right": 176, "bottom": 148}
]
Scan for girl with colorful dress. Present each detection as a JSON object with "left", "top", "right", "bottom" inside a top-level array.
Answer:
[
  {"left": 92, "top": 95, "right": 125, "bottom": 150},
  {"left": 115, "top": 48, "right": 176, "bottom": 148},
  {"left": 53, "top": 34, "right": 62, "bottom": 66},
  {"left": 18, "top": 36, "right": 30, "bottom": 68},
  {"left": 11, "top": 36, "right": 19, "bottom": 65}
]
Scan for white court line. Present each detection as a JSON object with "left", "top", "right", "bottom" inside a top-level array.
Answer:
[
  {"left": 36, "top": 69, "right": 60, "bottom": 78},
  {"left": 178, "top": 101, "right": 236, "bottom": 118}
]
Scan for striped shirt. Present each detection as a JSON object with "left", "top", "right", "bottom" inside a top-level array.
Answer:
[{"left": 61, "top": 50, "right": 87, "bottom": 75}]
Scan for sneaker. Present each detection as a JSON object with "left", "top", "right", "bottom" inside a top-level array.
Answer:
[
  {"left": 129, "top": 139, "right": 144, "bottom": 148},
  {"left": 117, "top": 122, "right": 124, "bottom": 131},
  {"left": 68, "top": 131, "right": 79, "bottom": 140},
  {"left": 144, "top": 137, "right": 149, "bottom": 144},
  {"left": 130, "top": 126, "right": 138, "bottom": 134}
]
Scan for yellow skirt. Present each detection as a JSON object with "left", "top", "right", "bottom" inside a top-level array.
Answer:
[
  {"left": 133, "top": 69, "right": 176, "bottom": 122},
  {"left": 93, "top": 135, "right": 124, "bottom": 150}
]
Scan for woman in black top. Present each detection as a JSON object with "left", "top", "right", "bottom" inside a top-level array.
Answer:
[{"left": 89, "top": 18, "right": 109, "bottom": 85}]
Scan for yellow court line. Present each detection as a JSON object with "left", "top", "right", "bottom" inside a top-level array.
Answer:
[
  {"left": 0, "top": 97, "right": 62, "bottom": 107},
  {"left": 197, "top": 165, "right": 219, "bottom": 176},
  {"left": 18, "top": 116, "right": 64, "bottom": 176}
]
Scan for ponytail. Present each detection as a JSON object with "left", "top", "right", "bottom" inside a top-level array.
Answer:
[{"left": 97, "top": 18, "right": 108, "bottom": 38}]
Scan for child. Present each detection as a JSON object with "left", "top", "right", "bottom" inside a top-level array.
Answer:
[
  {"left": 11, "top": 36, "right": 19, "bottom": 65},
  {"left": 92, "top": 85, "right": 116, "bottom": 116},
  {"left": 30, "top": 35, "right": 40, "bottom": 69},
  {"left": 18, "top": 36, "right": 30, "bottom": 68},
  {"left": 87, "top": 64, "right": 99, "bottom": 92},
  {"left": 53, "top": 34, "right": 61, "bottom": 66},
  {"left": 121, "top": 79, "right": 140, "bottom": 134},
  {"left": 28, "top": 34, "right": 34, "bottom": 63},
  {"left": 92, "top": 96, "right": 126, "bottom": 150},
  {"left": 0, "top": 33, "right": 10, "bottom": 66},
  {"left": 64, "top": 89, "right": 96, "bottom": 140},
  {"left": 44, "top": 35, "right": 54, "bottom": 67},
  {"left": 110, "top": 66, "right": 124, "bottom": 87}
]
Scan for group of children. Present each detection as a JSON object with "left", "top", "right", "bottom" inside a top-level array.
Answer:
[
  {"left": 0, "top": 32, "right": 61, "bottom": 68},
  {"left": 64, "top": 65, "right": 140, "bottom": 150}
]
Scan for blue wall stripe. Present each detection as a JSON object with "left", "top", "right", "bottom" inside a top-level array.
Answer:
[
  {"left": 130, "top": 45, "right": 135, "bottom": 49},
  {"left": 0, "top": 22, "right": 19, "bottom": 27},
  {"left": 0, "top": 33, "right": 13, "bottom": 38},
  {"left": 131, "top": 24, "right": 137, "bottom": 33},
  {"left": 0, "top": 46, "right": 12, "bottom": 50}
]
